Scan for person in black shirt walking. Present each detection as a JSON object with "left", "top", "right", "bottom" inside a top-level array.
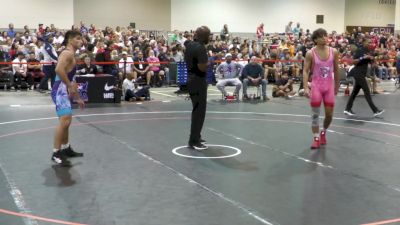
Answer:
[
  {"left": 185, "top": 26, "right": 210, "bottom": 150},
  {"left": 344, "top": 38, "right": 384, "bottom": 117}
]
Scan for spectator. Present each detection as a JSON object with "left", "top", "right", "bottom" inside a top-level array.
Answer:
[
  {"left": 38, "top": 24, "right": 45, "bottom": 35},
  {"left": 149, "top": 40, "right": 159, "bottom": 56},
  {"left": 0, "top": 31, "right": 8, "bottom": 42},
  {"left": 44, "top": 26, "right": 51, "bottom": 36},
  {"left": 89, "top": 24, "right": 97, "bottom": 34},
  {"left": 242, "top": 56, "right": 269, "bottom": 101},
  {"left": 387, "top": 46, "right": 397, "bottom": 80},
  {"left": 0, "top": 50, "right": 13, "bottom": 88},
  {"left": 216, "top": 53, "right": 243, "bottom": 98},
  {"left": 256, "top": 23, "right": 264, "bottom": 42},
  {"left": 50, "top": 24, "right": 56, "bottom": 32},
  {"left": 7, "top": 23, "right": 16, "bottom": 38},
  {"left": 206, "top": 50, "right": 217, "bottom": 85},
  {"left": 53, "top": 32, "right": 64, "bottom": 45},
  {"left": 281, "top": 50, "right": 295, "bottom": 77},
  {"left": 178, "top": 32, "right": 189, "bottom": 46},
  {"left": 367, "top": 62, "right": 383, "bottom": 94},
  {"left": 237, "top": 54, "right": 249, "bottom": 68},
  {"left": 23, "top": 25, "right": 30, "bottom": 34},
  {"left": 26, "top": 52, "right": 45, "bottom": 87},
  {"left": 288, "top": 41, "right": 295, "bottom": 58},
  {"left": 115, "top": 26, "right": 122, "bottom": 37},
  {"left": 171, "top": 46, "right": 184, "bottom": 62},
  {"left": 272, "top": 74, "right": 296, "bottom": 98},
  {"left": 133, "top": 51, "right": 152, "bottom": 85},
  {"left": 132, "top": 46, "right": 141, "bottom": 58},
  {"left": 375, "top": 53, "right": 389, "bottom": 80},
  {"left": 278, "top": 40, "right": 288, "bottom": 55},
  {"left": 147, "top": 50, "right": 165, "bottom": 87},
  {"left": 341, "top": 50, "right": 353, "bottom": 71},
  {"left": 9, "top": 43, "right": 18, "bottom": 60},
  {"left": 118, "top": 51, "right": 134, "bottom": 79},
  {"left": 77, "top": 56, "right": 97, "bottom": 75},
  {"left": 122, "top": 72, "right": 150, "bottom": 101},
  {"left": 157, "top": 47, "right": 171, "bottom": 85},
  {"left": 32, "top": 39, "right": 43, "bottom": 61},
  {"left": 293, "top": 51, "right": 304, "bottom": 78},
  {"left": 397, "top": 50, "right": 400, "bottom": 76},
  {"left": 355, "top": 26, "right": 362, "bottom": 39},
  {"left": 13, "top": 52, "right": 33, "bottom": 90},
  {"left": 305, "top": 29, "right": 311, "bottom": 37},
  {"left": 292, "top": 23, "right": 301, "bottom": 37},
  {"left": 93, "top": 39, "right": 105, "bottom": 54},
  {"left": 21, "top": 31, "right": 32, "bottom": 44},
  {"left": 285, "top": 21, "right": 293, "bottom": 34},
  {"left": 220, "top": 24, "right": 229, "bottom": 41},
  {"left": 379, "top": 32, "right": 387, "bottom": 49},
  {"left": 263, "top": 53, "right": 276, "bottom": 82},
  {"left": 80, "top": 21, "right": 89, "bottom": 34},
  {"left": 97, "top": 41, "right": 116, "bottom": 76}
]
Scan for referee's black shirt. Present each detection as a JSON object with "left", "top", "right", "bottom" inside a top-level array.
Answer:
[{"left": 184, "top": 41, "right": 208, "bottom": 77}]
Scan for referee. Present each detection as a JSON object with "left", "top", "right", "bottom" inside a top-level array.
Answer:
[
  {"left": 344, "top": 37, "right": 384, "bottom": 117},
  {"left": 184, "top": 26, "right": 210, "bottom": 150}
]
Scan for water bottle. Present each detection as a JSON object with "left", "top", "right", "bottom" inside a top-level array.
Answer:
[{"left": 3, "top": 84, "right": 6, "bottom": 91}]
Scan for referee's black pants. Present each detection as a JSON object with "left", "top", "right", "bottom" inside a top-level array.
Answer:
[
  {"left": 345, "top": 75, "right": 378, "bottom": 113},
  {"left": 188, "top": 74, "right": 207, "bottom": 145}
]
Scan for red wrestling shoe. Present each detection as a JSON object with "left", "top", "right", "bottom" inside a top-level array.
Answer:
[
  {"left": 320, "top": 130, "right": 327, "bottom": 145},
  {"left": 311, "top": 137, "right": 320, "bottom": 150}
]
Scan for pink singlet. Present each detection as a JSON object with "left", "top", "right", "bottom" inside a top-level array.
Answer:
[{"left": 310, "top": 47, "right": 335, "bottom": 108}]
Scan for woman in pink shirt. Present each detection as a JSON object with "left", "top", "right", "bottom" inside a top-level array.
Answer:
[
  {"left": 256, "top": 23, "right": 264, "bottom": 41},
  {"left": 147, "top": 50, "right": 165, "bottom": 87}
]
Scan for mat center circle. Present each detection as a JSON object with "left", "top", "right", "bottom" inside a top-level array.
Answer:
[{"left": 172, "top": 144, "right": 242, "bottom": 159}]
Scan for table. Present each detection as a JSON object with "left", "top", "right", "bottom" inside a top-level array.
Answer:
[{"left": 74, "top": 74, "right": 121, "bottom": 103}]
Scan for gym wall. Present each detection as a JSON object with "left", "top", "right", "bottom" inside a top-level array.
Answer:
[
  {"left": 73, "top": 0, "right": 171, "bottom": 31},
  {"left": 171, "top": 0, "right": 346, "bottom": 33},
  {"left": 0, "top": 0, "right": 74, "bottom": 29}
]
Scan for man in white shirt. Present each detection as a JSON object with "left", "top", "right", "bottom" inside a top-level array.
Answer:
[
  {"left": 177, "top": 33, "right": 187, "bottom": 47},
  {"left": 215, "top": 53, "right": 243, "bottom": 98},
  {"left": 171, "top": 46, "right": 184, "bottom": 62},
  {"left": 53, "top": 32, "right": 64, "bottom": 45},
  {"left": 21, "top": 31, "right": 32, "bottom": 45},
  {"left": 13, "top": 52, "right": 33, "bottom": 90},
  {"left": 122, "top": 72, "right": 150, "bottom": 101},
  {"left": 119, "top": 51, "right": 133, "bottom": 80}
]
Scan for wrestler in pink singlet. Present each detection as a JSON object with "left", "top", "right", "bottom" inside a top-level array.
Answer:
[{"left": 310, "top": 47, "right": 335, "bottom": 108}]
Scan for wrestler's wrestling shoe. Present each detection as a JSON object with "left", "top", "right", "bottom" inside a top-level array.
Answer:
[
  {"left": 62, "top": 145, "right": 84, "bottom": 157},
  {"left": 52, "top": 151, "right": 71, "bottom": 166},
  {"left": 320, "top": 130, "right": 327, "bottom": 145},
  {"left": 311, "top": 137, "right": 320, "bottom": 150}
]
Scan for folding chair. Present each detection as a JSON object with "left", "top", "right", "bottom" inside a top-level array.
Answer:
[
  {"left": 220, "top": 83, "right": 240, "bottom": 102},
  {"left": 243, "top": 83, "right": 262, "bottom": 101}
]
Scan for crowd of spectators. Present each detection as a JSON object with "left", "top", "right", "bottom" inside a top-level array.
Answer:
[{"left": 0, "top": 21, "right": 399, "bottom": 100}]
